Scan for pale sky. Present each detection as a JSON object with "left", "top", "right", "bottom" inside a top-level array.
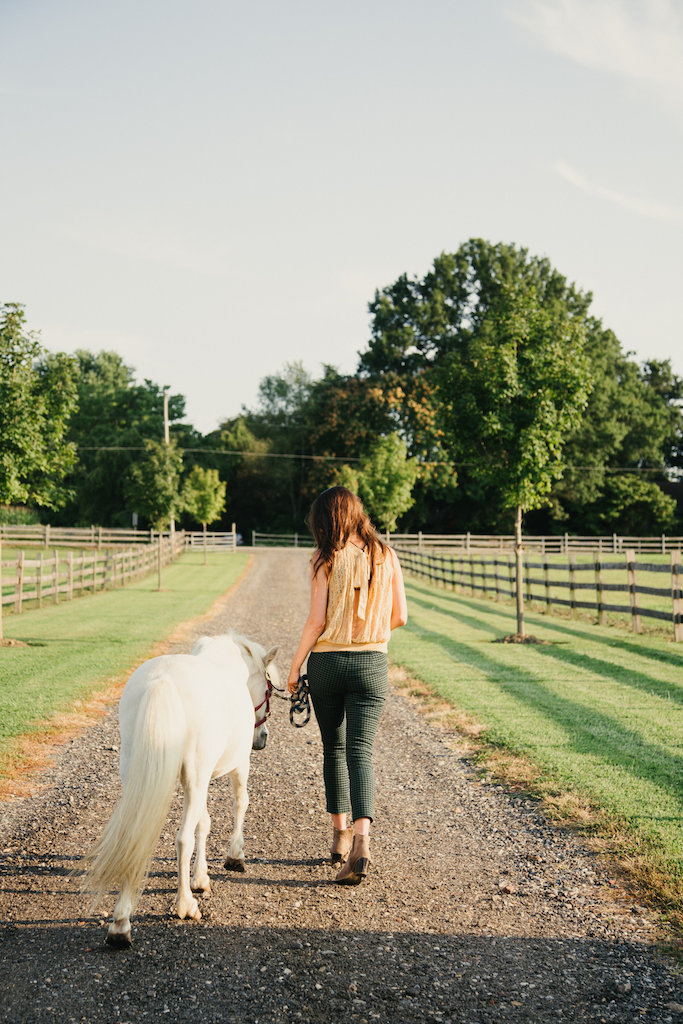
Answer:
[{"left": 1, "top": 0, "right": 681, "bottom": 435}]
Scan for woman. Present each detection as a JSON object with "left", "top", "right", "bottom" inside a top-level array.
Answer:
[{"left": 287, "top": 486, "right": 408, "bottom": 885}]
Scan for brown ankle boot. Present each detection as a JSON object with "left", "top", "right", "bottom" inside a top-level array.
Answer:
[
  {"left": 330, "top": 826, "right": 353, "bottom": 865},
  {"left": 334, "top": 834, "right": 370, "bottom": 885}
]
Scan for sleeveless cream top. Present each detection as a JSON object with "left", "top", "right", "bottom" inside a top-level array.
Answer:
[{"left": 313, "top": 542, "right": 394, "bottom": 653}]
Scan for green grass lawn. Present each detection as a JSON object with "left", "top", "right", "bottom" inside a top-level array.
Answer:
[
  {"left": 0, "top": 550, "right": 250, "bottom": 771},
  {"left": 390, "top": 578, "right": 683, "bottom": 928}
]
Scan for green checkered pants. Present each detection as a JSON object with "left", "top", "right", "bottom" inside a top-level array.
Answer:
[{"left": 307, "top": 650, "right": 388, "bottom": 822}]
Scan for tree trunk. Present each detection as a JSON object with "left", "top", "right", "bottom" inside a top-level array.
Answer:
[{"left": 515, "top": 504, "right": 525, "bottom": 637}]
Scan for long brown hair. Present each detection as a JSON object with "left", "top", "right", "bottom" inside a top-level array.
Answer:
[{"left": 309, "top": 487, "right": 386, "bottom": 579}]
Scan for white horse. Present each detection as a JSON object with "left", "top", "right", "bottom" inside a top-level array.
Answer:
[{"left": 82, "top": 631, "right": 280, "bottom": 948}]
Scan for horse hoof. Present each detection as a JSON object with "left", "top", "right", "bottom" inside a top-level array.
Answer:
[
  {"left": 176, "top": 897, "right": 201, "bottom": 921},
  {"left": 105, "top": 930, "right": 131, "bottom": 949},
  {"left": 224, "top": 856, "right": 245, "bottom": 873}
]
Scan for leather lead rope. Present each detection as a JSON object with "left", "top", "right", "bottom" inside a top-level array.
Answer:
[{"left": 289, "top": 674, "right": 311, "bottom": 728}]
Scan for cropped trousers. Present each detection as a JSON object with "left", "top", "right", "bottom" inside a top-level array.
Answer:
[{"left": 307, "top": 650, "right": 388, "bottom": 822}]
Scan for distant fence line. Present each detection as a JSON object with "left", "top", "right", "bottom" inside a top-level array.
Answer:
[
  {"left": 398, "top": 547, "right": 683, "bottom": 643},
  {"left": 251, "top": 531, "right": 315, "bottom": 548},
  {"left": 0, "top": 523, "right": 239, "bottom": 550},
  {"left": 0, "top": 532, "right": 183, "bottom": 621},
  {"left": 250, "top": 531, "right": 683, "bottom": 554},
  {"left": 0, "top": 528, "right": 239, "bottom": 633},
  {"left": 388, "top": 533, "right": 683, "bottom": 555}
]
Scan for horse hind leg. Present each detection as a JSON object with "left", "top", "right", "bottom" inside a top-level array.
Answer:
[
  {"left": 191, "top": 806, "right": 212, "bottom": 894},
  {"left": 224, "top": 762, "right": 250, "bottom": 873},
  {"left": 106, "top": 884, "right": 135, "bottom": 948},
  {"left": 175, "top": 782, "right": 208, "bottom": 921}
]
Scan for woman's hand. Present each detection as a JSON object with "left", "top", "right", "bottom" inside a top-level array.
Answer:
[{"left": 287, "top": 670, "right": 301, "bottom": 695}]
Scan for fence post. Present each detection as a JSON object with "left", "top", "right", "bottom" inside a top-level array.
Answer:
[
  {"left": 569, "top": 552, "right": 576, "bottom": 617},
  {"left": 252, "top": 530, "right": 256, "bottom": 547},
  {"left": 294, "top": 532, "right": 298, "bottom": 548},
  {"left": 37, "top": 551, "right": 44, "bottom": 608},
  {"left": 564, "top": 532, "right": 569, "bottom": 555},
  {"left": 52, "top": 549, "right": 59, "bottom": 603},
  {"left": 544, "top": 558, "right": 551, "bottom": 613},
  {"left": 466, "top": 531, "right": 471, "bottom": 554},
  {"left": 626, "top": 549, "right": 642, "bottom": 634},
  {"left": 68, "top": 550, "right": 74, "bottom": 600},
  {"left": 613, "top": 533, "right": 618, "bottom": 554},
  {"left": 662, "top": 534, "right": 666, "bottom": 555},
  {"left": 45, "top": 523, "right": 51, "bottom": 549},
  {"left": 671, "top": 550, "right": 682, "bottom": 643},
  {"left": 594, "top": 553, "right": 606, "bottom": 626},
  {"left": 418, "top": 531, "right": 423, "bottom": 550},
  {"left": 15, "top": 551, "right": 24, "bottom": 614}
]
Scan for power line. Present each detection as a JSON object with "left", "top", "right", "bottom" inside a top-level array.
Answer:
[{"left": 73, "top": 445, "right": 678, "bottom": 474}]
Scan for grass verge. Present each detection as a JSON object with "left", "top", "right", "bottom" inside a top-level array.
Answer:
[
  {"left": 390, "top": 579, "right": 683, "bottom": 941},
  {"left": 0, "top": 550, "right": 251, "bottom": 790}
]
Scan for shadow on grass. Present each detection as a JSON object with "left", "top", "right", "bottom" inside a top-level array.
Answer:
[
  {"left": 406, "top": 579, "right": 683, "bottom": 669},
  {"left": 409, "top": 590, "right": 683, "bottom": 709},
  {"left": 400, "top": 612, "right": 683, "bottom": 805}
]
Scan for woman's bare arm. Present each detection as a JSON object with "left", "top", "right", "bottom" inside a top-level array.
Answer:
[
  {"left": 287, "top": 561, "right": 329, "bottom": 692},
  {"left": 389, "top": 547, "right": 408, "bottom": 629}
]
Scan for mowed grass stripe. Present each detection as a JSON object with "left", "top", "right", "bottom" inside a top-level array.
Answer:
[
  {"left": 0, "top": 550, "right": 251, "bottom": 770},
  {"left": 407, "top": 589, "right": 683, "bottom": 752},
  {"left": 390, "top": 580, "right": 683, "bottom": 873}
]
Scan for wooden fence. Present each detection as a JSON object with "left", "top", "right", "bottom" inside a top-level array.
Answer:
[
  {"left": 389, "top": 532, "right": 683, "bottom": 554},
  {"left": 251, "top": 531, "right": 314, "bottom": 548},
  {"left": 0, "top": 533, "right": 186, "bottom": 628},
  {"left": 0, "top": 524, "right": 160, "bottom": 548},
  {"left": 399, "top": 547, "right": 683, "bottom": 642}
]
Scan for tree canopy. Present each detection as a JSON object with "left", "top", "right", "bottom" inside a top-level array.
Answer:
[{"left": 0, "top": 303, "right": 78, "bottom": 509}]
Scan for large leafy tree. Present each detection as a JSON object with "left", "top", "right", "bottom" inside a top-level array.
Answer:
[
  {"left": 0, "top": 303, "right": 78, "bottom": 509},
  {"left": 125, "top": 439, "right": 184, "bottom": 531},
  {"left": 53, "top": 350, "right": 192, "bottom": 526},
  {"left": 439, "top": 286, "right": 592, "bottom": 634},
  {"left": 362, "top": 242, "right": 594, "bottom": 634},
  {"left": 360, "top": 239, "right": 681, "bottom": 535}
]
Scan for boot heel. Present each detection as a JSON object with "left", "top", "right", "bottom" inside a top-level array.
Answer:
[{"left": 354, "top": 857, "right": 369, "bottom": 879}]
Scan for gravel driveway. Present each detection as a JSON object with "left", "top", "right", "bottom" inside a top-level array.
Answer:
[{"left": 0, "top": 548, "right": 681, "bottom": 1023}]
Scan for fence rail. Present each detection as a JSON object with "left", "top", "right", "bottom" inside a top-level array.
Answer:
[
  {"left": 251, "top": 531, "right": 314, "bottom": 548},
  {"left": 0, "top": 524, "right": 163, "bottom": 548},
  {"left": 398, "top": 547, "right": 683, "bottom": 642},
  {"left": 0, "top": 532, "right": 189, "bottom": 633},
  {"left": 389, "top": 532, "right": 683, "bottom": 554}
]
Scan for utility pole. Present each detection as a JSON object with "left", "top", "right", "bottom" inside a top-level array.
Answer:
[{"left": 163, "top": 388, "right": 176, "bottom": 557}]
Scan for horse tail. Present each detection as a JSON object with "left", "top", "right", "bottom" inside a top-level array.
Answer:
[{"left": 82, "top": 676, "right": 185, "bottom": 911}]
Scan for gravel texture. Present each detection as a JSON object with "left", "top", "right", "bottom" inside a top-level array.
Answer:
[{"left": 1, "top": 548, "right": 682, "bottom": 1023}]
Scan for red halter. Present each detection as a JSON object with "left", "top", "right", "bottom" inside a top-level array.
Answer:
[{"left": 253, "top": 674, "right": 274, "bottom": 729}]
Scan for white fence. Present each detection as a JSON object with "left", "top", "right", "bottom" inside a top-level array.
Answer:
[
  {"left": 388, "top": 533, "right": 683, "bottom": 554},
  {"left": 250, "top": 531, "right": 683, "bottom": 554},
  {"left": 0, "top": 523, "right": 239, "bottom": 552}
]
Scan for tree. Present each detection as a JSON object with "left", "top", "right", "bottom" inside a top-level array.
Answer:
[
  {"left": 586, "top": 474, "right": 677, "bottom": 534},
  {"left": 182, "top": 466, "right": 227, "bottom": 563},
  {"left": 362, "top": 243, "right": 594, "bottom": 635},
  {"left": 125, "top": 439, "right": 184, "bottom": 531},
  {"left": 353, "top": 433, "right": 418, "bottom": 532},
  {"left": 0, "top": 303, "right": 78, "bottom": 509},
  {"left": 53, "top": 350, "right": 191, "bottom": 527}
]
